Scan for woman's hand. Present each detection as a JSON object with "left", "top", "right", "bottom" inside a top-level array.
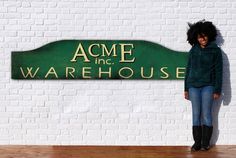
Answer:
[
  {"left": 213, "top": 93, "right": 221, "bottom": 100},
  {"left": 184, "top": 91, "right": 189, "bottom": 100}
]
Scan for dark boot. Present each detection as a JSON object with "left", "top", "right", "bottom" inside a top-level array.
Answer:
[
  {"left": 201, "top": 125, "right": 213, "bottom": 151},
  {"left": 191, "top": 126, "right": 202, "bottom": 151}
]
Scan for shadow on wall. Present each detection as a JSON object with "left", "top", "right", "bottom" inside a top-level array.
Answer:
[{"left": 211, "top": 29, "right": 231, "bottom": 145}]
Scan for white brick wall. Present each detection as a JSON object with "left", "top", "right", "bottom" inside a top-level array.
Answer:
[{"left": 0, "top": 0, "right": 236, "bottom": 145}]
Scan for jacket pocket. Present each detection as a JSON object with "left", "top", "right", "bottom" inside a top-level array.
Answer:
[{"left": 200, "top": 71, "right": 212, "bottom": 83}]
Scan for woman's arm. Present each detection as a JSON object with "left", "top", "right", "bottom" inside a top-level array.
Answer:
[
  {"left": 184, "top": 51, "right": 192, "bottom": 100},
  {"left": 213, "top": 48, "right": 223, "bottom": 99}
]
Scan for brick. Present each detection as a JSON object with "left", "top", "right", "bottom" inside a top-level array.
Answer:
[{"left": 0, "top": 0, "right": 235, "bottom": 145}]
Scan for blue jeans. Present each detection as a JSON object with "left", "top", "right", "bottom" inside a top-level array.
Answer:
[{"left": 189, "top": 86, "right": 214, "bottom": 126}]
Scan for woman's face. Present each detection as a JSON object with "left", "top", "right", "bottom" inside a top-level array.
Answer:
[{"left": 197, "top": 34, "right": 208, "bottom": 48}]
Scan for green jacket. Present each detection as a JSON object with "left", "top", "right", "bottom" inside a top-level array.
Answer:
[{"left": 184, "top": 41, "right": 223, "bottom": 94}]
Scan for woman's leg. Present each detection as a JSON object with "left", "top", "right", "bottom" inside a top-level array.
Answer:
[
  {"left": 189, "top": 87, "right": 201, "bottom": 126},
  {"left": 201, "top": 86, "right": 214, "bottom": 126},
  {"left": 189, "top": 87, "right": 202, "bottom": 151},
  {"left": 201, "top": 85, "right": 214, "bottom": 151}
]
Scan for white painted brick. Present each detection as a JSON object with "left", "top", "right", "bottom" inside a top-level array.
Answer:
[{"left": 1, "top": 0, "right": 236, "bottom": 145}]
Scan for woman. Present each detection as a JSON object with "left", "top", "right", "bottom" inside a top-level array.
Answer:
[{"left": 184, "top": 20, "right": 223, "bottom": 151}]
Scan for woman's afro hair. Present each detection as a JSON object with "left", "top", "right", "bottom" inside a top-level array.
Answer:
[{"left": 187, "top": 19, "right": 217, "bottom": 46}]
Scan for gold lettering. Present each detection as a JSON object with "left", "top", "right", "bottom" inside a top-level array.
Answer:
[
  {"left": 176, "top": 67, "right": 185, "bottom": 79},
  {"left": 45, "top": 67, "right": 58, "bottom": 78},
  {"left": 98, "top": 67, "right": 111, "bottom": 78},
  {"left": 20, "top": 67, "right": 39, "bottom": 78},
  {"left": 66, "top": 67, "right": 75, "bottom": 78},
  {"left": 160, "top": 67, "right": 169, "bottom": 79},
  {"left": 101, "top": 44, "right": 117, "bottom": 57},
  {"left": 118, "top": 67, "right": 133, "bottom": 79},
  {"left": 71, "top": 43, "right": 90, "bottom": 62},
  {"left": 95, "top": 58, "right": 106, "bottom": 65},
  {"left": 82, "top": 67, "right": 91, "bottom": 79},
  {"left": 88, "top": 44, "right": 100, "bottom": 57},
  {"left": 119, "top": 43, "right": 135, "bottom": 63},
  {"left": 106, "top": 59, "right": 112, "bottom": 65},
  {"left": 141, "top": 67, "right": 153, "bottom": 79}
]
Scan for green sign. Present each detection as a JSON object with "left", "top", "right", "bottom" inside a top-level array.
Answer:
[{"left": 11, "top": 40, "right": 188, "bottom": 80}]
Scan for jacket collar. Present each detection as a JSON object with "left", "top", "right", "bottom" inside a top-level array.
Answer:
[{"left": 195, "top": 41, "right": 218, "bottom": 50}]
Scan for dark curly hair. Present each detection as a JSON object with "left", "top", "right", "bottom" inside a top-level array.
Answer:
[{"left": 187, "top": 20, "right": 217, "bottom": 46}]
